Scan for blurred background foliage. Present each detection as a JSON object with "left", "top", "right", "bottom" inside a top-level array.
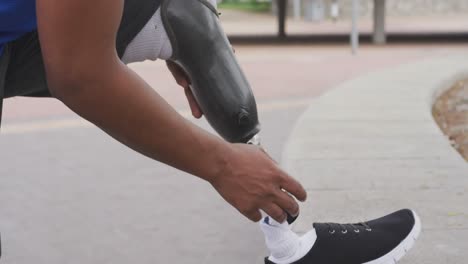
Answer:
[{"left": 218, "top": 0, "right": 272, "bottom": 13}]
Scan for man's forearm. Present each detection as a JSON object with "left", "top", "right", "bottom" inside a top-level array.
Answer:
[{"left": 53, "top": 62, "right": 229, "bottom": 182}]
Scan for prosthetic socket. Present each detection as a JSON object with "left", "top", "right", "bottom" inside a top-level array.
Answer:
[{"left": 161, "top": 0, "right": 260, "bottom": 143}]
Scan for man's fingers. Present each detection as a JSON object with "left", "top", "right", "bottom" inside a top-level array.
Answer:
[
  {"left": 177, "top": 77, "right": 190, "bottom": 88},
  {"left": 245, "top": 209, "right": 262, "bottom": 222},
  {"left": 167, "top": 61, "right": 190, "bottom": 88},
  {"left": 263, "top": 204, "right": 287, "bottom": 223},
  {"left": 280, "top": 174, "right": 307, "bottom": 202},
  {"left": 184, "top": 89, "right": 203, "bottom": 119},
  {"left": 166, "top": 61, "right": 180, "bottom": 76},
  {"left": 167, "top": 61, "right": 203, "bottom": 118},
  {"left": 275, "top": 190, "right": 300, "bottom": 217},
  {"left": 174, "top": 71, "right": 190, "bottom": 88}
]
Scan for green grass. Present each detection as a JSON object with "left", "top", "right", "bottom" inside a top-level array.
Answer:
[{"left": 218, "top": 1, "right": 271, "bottom": 12}]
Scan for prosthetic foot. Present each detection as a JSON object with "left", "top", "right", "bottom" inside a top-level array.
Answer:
[{"left": 160, "top": 0, "right": 259, "bottom": 143}]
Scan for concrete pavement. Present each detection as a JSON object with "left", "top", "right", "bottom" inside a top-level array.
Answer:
[
  {"left": 283, "top": 54, "right": 468, "bottom": 263},
  {"left": 1, "top": 45, "right": 467, "bottom": 264}
]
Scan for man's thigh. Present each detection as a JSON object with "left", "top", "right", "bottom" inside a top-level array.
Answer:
[
  {"left": 4, "top": 1, "right": 159, "bottom": 99},
  {"left": 4, "top": 31, "right": 51, "bottom": 98}
]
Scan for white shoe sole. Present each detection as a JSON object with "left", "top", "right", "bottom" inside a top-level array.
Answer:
[{"left": 363, "top": 210, "right": 422, "bottom": 264}]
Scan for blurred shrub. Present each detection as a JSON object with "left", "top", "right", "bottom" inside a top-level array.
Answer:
[{"left": 218, "top": 0, "right": 272, "bottom": 12}]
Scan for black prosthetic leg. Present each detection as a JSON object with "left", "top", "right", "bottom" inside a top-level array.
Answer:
[
  {"left": 161, "top": 0, "right": 297, "bottom": 223},
  {"left": 161, "top": 0, "right": 260, "bottom": 143}
]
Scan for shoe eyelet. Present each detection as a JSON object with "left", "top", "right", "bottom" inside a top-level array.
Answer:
[
  {"left": 366, "top": 228, "right": 372, "bottom": 232},
  {"left": 341, "top": 230, "right": 348, "bottom": 234},
  {"left": 354, "top": 229, "right": 360, "bottom": 233},
  {"left": 329, "top": 230, "right": 336, "bottom": 234}
]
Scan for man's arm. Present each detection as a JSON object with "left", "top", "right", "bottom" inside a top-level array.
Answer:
[{"left": 36, "top": 0, "right": 306, "bottom": 223}]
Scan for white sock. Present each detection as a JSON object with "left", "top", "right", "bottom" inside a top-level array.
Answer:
[
  {"left": 260, "top": 216, "right": 317, "bottom": 264},
  {"left": 122, "top": 0, "right": 218, "bottom": 64}
]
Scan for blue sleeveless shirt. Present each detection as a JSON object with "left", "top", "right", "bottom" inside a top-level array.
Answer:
[{"left": 0, "top": 0, "right": 37, "bottom": 55}]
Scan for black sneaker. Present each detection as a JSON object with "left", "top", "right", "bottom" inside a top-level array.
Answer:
[{"left": 265, "top": 209, "right": 421, "bottom": 264}]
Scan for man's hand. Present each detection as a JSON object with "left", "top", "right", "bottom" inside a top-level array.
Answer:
[
  {"left": 166, "top": 58, "right": 306, "bottom": 223},
  {"left": 166, "top": 61, "right": 203, "bottom": 119},
  {"left": 211, "top": 144, "right": 307, "bottom": 223}
]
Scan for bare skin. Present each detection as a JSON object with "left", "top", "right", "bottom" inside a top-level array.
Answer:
[
  {"left": 166, "top": 61, "right": 203, "bottom": 119},
  {"left": 36, "top": 0, "right": 306, "bottom": 223}
]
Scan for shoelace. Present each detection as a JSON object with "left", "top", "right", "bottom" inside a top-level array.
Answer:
[{"left": 325, "top": 222, "right": 372, "bottom": 234}]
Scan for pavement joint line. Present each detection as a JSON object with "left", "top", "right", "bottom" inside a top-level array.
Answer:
[{"left": 0, "top": 98, "right": 312, "bottom": 135}]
